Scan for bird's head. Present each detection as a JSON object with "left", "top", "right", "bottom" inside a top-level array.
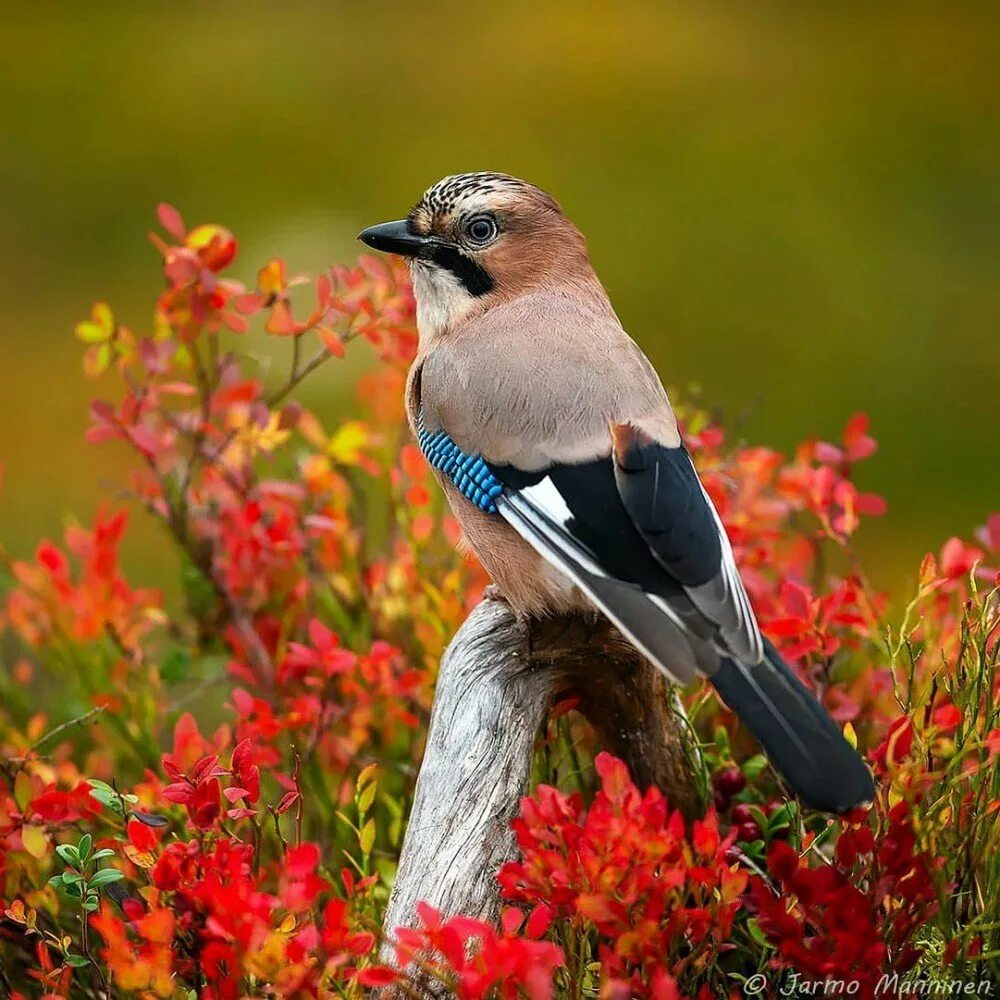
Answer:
[{"left": 358, "top": 172, "right": 593, "bottom": 340}]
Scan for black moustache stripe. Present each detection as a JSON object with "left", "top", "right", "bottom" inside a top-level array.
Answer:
[{"left": 427, "top": 245, "right": 494, "bottom": 297}]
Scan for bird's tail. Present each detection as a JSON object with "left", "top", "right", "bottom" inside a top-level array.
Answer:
[
  {"left": 709, "top": 637, "right": 874, "bottom": 814},
  {"left": 494, "top": 486, "right": 874, "bottom": 814}
]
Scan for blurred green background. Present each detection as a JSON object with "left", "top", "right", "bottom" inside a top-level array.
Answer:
[{"left": 1, "top": 3, "right": 997, "bottom": 599}]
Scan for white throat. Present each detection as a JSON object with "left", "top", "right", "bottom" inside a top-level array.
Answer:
[{"left": 410, "top": 261, "right": 475, "bottom": 343}]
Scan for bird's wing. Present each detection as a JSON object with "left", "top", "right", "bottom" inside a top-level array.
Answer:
[
  {"left": 489, "top": 431, "right": 762, "bottom": 677},
  {"left": 419, "top": 293, "right": 761, "bottom": 671},
  {"left": 609, "top": 423, "right": 764, "bottom": 665}
]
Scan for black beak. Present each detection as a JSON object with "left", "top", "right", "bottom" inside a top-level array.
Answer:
[{"left": 357, "top": 219, "right": 430, "bottom": 258}]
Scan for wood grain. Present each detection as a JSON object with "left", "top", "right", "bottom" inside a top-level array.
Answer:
[{"left": 380, "top": 598, "right": 701, "bottom": 990}]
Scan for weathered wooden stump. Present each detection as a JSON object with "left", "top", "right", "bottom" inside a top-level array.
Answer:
[{"left": 380, "top": 598, "right": 701, "bottom": 988}]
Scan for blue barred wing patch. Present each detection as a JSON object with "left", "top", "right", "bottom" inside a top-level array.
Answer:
[{"left": 417, "top": 410, "right": 504, "bottom": 513}]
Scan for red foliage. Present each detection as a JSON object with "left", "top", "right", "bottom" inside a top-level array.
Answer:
[
  {"left": 0, "top": 204, "right": 997, "bottom": 997},
  {"left": 749, "top": 799, "right": 939, "bottom": 999},
  {"left": 392, "top": 902, "right": 564, "bottom": 1000},
  {"left": 499, "top": 753, "right": 746, "bottom": 996}
]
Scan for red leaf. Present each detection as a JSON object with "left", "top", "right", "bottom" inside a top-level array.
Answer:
[
  {"left": 355, "top": 966, "right": 397, "bottom": 987},
  {"left": 157, "top": 203, "right": 186, "bottom": 240},
  {"left": 161, "top": 782, "right": 194, "bottom": 805},
  {"left": 276, "top": 791, "right": 300, "bottom": 815}
]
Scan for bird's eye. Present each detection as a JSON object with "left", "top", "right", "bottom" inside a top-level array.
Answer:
[{"left": 464, "top": 215, "right": 498, "bottom": 245}]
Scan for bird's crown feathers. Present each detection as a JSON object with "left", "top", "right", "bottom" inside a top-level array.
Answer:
[{"left": 409, "top": 172, "right": 559, "bottom": 231}]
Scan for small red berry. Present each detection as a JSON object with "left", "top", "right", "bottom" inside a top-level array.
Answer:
[
  {"left": 713, "top": 790, "right": 731, "bottom": 813},
  {"left": 714, "top": 766, "right": 746, "bottom": 796},
  {"left": 736, "top": 820, "right": 763, "bottom": 842},
  {"left": 731, "top": 803, "right": 755, "bottom": 824}
]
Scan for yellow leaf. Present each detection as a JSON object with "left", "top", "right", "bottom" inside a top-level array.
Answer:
[
  {"left": 75, "top": 321, "right": 109, "bottom": 344},
  {"left": 843, "top": 722, "right": 858, "bottom": 750},
  {"left": 92, "top": 301, "right": 114, "bottom": 333},
  {"left": 357, "top": 763, "right": 378, "bottom": 790},
  {"left": 14, "top": 771, "right": 33, "bottom": 811},
  {"left": 21, "top": 825, "right": 48, "bottom": 859},
  {"left": 279, "top": 914, "right": 296, "bottom": 934},
  {"left": 75, "top": 301, "right": 114, "bottom": 343},
  {"left": 327, "top": 421, "right": 373, "bottom": 466},
  {"left": 358, "top": 781, "right": 377, "bottom": 816},
  {"left": 359, "top": 818, "right": 376, "bottom": 856}
]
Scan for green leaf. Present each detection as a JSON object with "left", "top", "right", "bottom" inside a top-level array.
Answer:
[
  {"left": 56, "top": 844, "right": 80, "bottom": 866},
  {"left": 88, "top": 787, "right": 119, "bottom": 812},
  {"left": 160, "top": 647, "right": 192, "bottom": 684},
  {"left": 77, "top": 834, "right": 92, "bottom": 862},
  {"left": 86, "top": 781, "right": 136, "bottom": 814},
  {"left": 89, "top": 868, "right": 125, "bottom": 888},
  {"left": 91, "top": 848, "right": 116, "bottom": 860},
  {"left": 83, "top": 897, "right": 99, "bottom": 912},
  {"left": 746, "top": 917, "right": 770, "bottom": 948},
  {"left": 65, "top": 954, "right": 90, "bottom": 968},
  {"left": 742, "top": 754, "right": 769, "bottom": 779},
  {"left": 48, "top": 874, "right": 65, "bottom": 888}
]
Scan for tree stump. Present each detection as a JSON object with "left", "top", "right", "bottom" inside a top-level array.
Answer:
[{"left": 380, "top": 598, "right": 702, "bottom": 985}]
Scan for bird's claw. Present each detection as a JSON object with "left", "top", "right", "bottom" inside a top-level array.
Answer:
[{"left": 483, "top": 584, "right": 509, "bottom": 604}]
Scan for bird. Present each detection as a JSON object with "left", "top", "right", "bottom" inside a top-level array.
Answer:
[{"left": 358, "top": 171, "right": 874, "bottom": 814}]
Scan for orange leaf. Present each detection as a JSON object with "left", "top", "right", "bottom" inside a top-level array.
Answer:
[
  {"left": 124, "top": 845, "right": 156, "bottom": 869},
  {"left": 316, "top": 326, "right": 345, "bottom": 357},
  {"left": 265, "top": 300, "right": 300, "bottom": 336},
  {"left": 258, "top": 258, "right": 287, "bottom": 296}
]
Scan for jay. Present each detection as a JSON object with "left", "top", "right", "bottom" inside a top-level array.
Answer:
[{"left": 360, "top": 172, "right": 874, "bottom": 814}]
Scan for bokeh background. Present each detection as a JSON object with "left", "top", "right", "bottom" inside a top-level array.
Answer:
[{"left": 1, "top": 3, "right": 997, "bottom": 600}]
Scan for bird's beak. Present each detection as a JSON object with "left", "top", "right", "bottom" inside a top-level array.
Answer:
[{"left": 357, "top": 219, "right": 431, "bottom": 258}]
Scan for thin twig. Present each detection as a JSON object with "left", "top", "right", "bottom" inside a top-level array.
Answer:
[
  {"left": 266, "top": 345, "right": 331, "bottom": 408},
  {"left": 26, "top": 706, "right": 107, "bottom": 756}
]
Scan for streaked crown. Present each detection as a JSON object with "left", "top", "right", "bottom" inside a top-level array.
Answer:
[{"left": 407, "top": 172, "right": 559, "bottom": 236}]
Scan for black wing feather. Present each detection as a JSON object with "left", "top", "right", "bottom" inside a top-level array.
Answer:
[
  {"left": 612, "top": 432, "right": 763, "bottom": 664},
  {"left": 487, "top": 448, "right": 874, "bottom": 814}
]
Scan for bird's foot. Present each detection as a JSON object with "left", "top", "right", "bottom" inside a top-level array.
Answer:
[{"left": 482, "top": 583, "right": 510, "bottom": 605}]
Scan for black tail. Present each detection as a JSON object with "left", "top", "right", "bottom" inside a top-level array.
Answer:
[{"left": 710, "top": 638, "right": 874, "bottom": 814}]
